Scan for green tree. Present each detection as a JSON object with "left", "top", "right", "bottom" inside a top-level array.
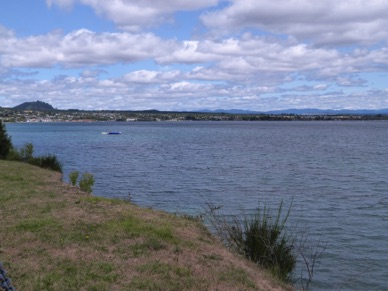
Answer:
[{"left": 0, "top": 120, "right": 13, "bottom": 159}]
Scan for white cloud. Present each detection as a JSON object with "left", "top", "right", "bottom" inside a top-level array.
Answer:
[
  {"left": 157, "top": 35, "right": 342, "bottom": 79},
  {"left": 1, "top": 1, "right": 388, "bottom": 110},
  {"left": 80, "top": 69, "right": 106, "bottom": 78},
  {"left": 335, "top": 76, "right": 368, "bottom": 87},
  {"left": 156, "top": 40, "right": 219, "bottom": 64},
  {"left": 123, "top": 70, "right": 181, "bottom": 84},
  {"left": 1, "top": 69, "right": 387, "bottom": 110},
  {"left": 163, "top": 81, "right": 208, "bottom": 92},
  {"left": 159, "top": 35, "right": 345, "bottom": 83},
  {"left": 47, "top": 0, "right": 219, "bottom": 31},
  {"left": 46, "top": 0, "right": 75, "bottom": 9},
  {"left": 0, "top": 28, "right": 175, "bottom": 68},
  {"left": 313, "top": 84, "right": 328, "bottom": 90},
  {"left": 2, "top": 25, "right": 388, "bottom": 83},
  {"left": 201, "top": 0, "right": 388, "bottom": 46}
]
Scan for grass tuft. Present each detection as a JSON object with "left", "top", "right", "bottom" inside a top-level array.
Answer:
[{"left": 206, "top": 200, "right": 296, "bottom": 282}]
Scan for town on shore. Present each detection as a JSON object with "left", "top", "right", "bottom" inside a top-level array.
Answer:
[
  {"left": 2, "top": 108, "right": 388, "bottom": 123},
  {"left": 1, "top": 101, "right": 387, "bottom": 123}
]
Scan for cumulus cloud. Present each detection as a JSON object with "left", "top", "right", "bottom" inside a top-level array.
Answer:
[
  {"left": 1, "top": 68, "right": 387, "bottom": 110},
  {"left": 2, "top": 1, "right": 388, "bottom": 110},
  {"left": 334, "top": 76, "right": 368, "bottom": 87},
  {"left": 156, "top": 40, "right": 220, "bottom": 64},
  {"left": 47, "top": 0, "right": 219, "bottom": 31},
  {"left": 122, "top": 70, "right": 181, "bottom": 84},
  {"left": 201, "top": 0, "right": 388, "bottom": 46},
  {"left": 46, "top": 0, "right": 75, "bottom": 9},
  {"left": 0, "top": 28, "right": 175, "bottom": 68},
  {"left": 313, "top": 84, "right": 329, "bottom": 90},
  {"left": 157, "top": 35, "right": 342, "bottom": 78},
  {"left": 2, "top": 20, "right": 388, "bottom": 81},
  {"left": 157, "top": 35, "right": 371, "bottom": 82},
  {"left": 80, "top": 69, "right": 106, "bottom": 78}
]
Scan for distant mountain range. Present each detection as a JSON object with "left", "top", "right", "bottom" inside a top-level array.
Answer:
[
  {"left": 201, "top": 108, "right": 388, "bottom": 115},
  {"left": 8, "top": 101, "right": 388, "bottom": 115}
]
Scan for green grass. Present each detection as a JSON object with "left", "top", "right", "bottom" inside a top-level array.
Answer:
[
  {"left": 23, "top": 259, "right": 118, "bottom": 290},
  {"left": 219, "top": 265, "right": 257, "bottom": 289},
  {"left": 0, "top": 160, "right": 291, "bottom": 290},
  {"left": 131, "top": 262, "right": 195, "bottom": 290},
  {"left": 14, "top": 218, "right": 62, "bottom": 233}
]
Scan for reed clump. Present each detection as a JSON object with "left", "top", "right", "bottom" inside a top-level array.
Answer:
[
  {"left": 204, "top": 200, "right": 325, "bottom": 290},
  {"left": 205, "top": 201, "right": 295, "bottom": 282}
]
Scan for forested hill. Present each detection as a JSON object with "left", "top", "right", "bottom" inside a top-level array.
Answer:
[{"left": 13, "top": 100, "right": 54, "bottom": 111}]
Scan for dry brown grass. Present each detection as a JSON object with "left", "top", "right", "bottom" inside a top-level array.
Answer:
[{"left": 0, "top": 160, "right": 293, "bottom": 290}]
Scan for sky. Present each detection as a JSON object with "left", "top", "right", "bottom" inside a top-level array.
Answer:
[{"left": 1, "top": 0, "right": 388, "bottom": 111}]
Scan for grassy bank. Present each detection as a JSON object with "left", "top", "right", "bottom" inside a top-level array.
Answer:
[{"left": 0, "top": 160, "right": 291, "bottom": 290}]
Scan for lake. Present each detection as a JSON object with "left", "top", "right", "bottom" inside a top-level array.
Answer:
[{"left": 6, "top": 121, "right": 388, "bottom": 290}]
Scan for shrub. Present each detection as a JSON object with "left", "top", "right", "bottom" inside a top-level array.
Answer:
[
  {"left": 31, "top": 155, "right": 63, "bottom": 173},
  {"left": 206, "top": 200, "right": 296, "bottom": 282},
  {"left": 0, "top": 120, "right": 13, "bottom": 159},
  {"left": 7, "top": 142, "right": 35, "bottom": 162},
  {"left": 69, "top": 171, "right": 80, "bottom": 186},
  {"left": 6, "top": 142, "right": 62, "bottom": 173},
  {"left": 79, "top": 172, "right": 95, "bottom": 193},
  {"left": 18, "top": 143, "right": 34, "bottom": 163},
  {"left": 6, "top": 147, "right": 21, "bottom": 161}
]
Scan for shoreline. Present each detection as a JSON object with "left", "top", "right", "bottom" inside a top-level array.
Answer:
[{"left": 0, "top": 160, "right": 292, "bottom": 290}]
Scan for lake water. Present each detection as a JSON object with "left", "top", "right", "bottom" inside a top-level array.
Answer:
[{"left": 6, "top": 121, "right": 388, "bottom": 290}]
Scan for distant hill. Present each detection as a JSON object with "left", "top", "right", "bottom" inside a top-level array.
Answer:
[
  {"left": 7, "top": 101, "right": 388, "bottom": 115},
  {"left": 265, "top": 108, "right": 388, "bottom": 115},
  {"left": 13, "top": 101, "right": 55, "bottom": 111},
  {"left": 201, "top": 109, "right": 260, "bottom": 114},
  {"left": 201, "top": 108, "right": 388, "bottom": 115}
]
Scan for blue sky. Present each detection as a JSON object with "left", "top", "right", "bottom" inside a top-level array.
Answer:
[{"left": 1, "top": 0, "right": 388, "bottom": 111}]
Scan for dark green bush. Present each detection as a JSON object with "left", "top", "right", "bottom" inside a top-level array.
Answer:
[
  {"left": 30, "top": 155, "right": 63, "bottom": 173},
  {"left": 238, "top": 203, "right": 295, "bottom": 281},
  {"left": 6, "top": 143, "right": 33, "bottom": 162},
  {"left": 18, "top": 143, "right": 34, "bottom": 163},
  {"left": 0, "top": 120, "right": 13, "bottom": 159},
  {"left": 6, "top": 148, "right": 21, "bottom": 161},
  {"left": 206, "top": 200, "right": 296, "bottom": 282},
  {"left": 6, "top": 142, "right": 62, "bottom": 173}
]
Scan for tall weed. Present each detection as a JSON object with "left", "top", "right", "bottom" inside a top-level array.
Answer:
[
  {"left": 79, "top": 172, "right": 95, "bottom": 193},
  {"left": 204, "top": 199, "right": 326, "bottom": 289},
  {"left": 205, "top": 200, "right": 296, "bottom": 282},
  {"left": 69, "top": 171, "right": 80, "bottom": 186}
]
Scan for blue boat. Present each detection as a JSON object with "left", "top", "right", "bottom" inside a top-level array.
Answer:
[{"left": 102, "top": 131, "right": 121, "bottom": 135}]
